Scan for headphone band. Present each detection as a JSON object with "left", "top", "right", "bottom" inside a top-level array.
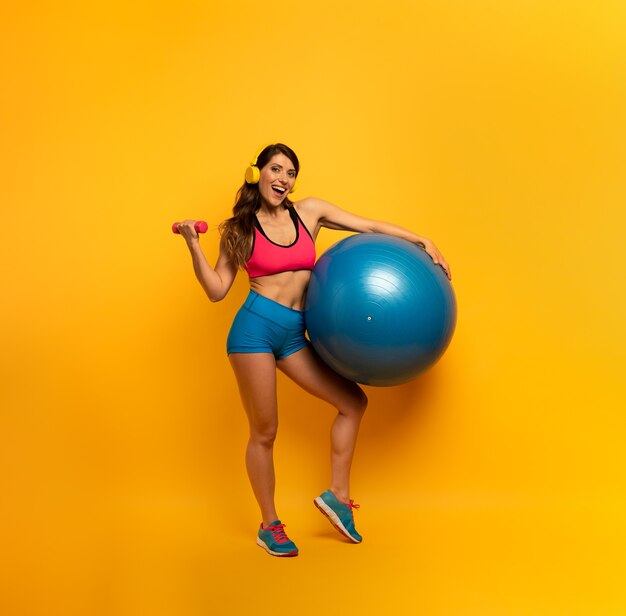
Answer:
[{"left": 249, "top": 145, "right": 267, "bottom": 167}]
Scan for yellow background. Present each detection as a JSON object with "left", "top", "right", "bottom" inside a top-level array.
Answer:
[{"left": 2, "top": 1, "right": 625, "bottom": 614}]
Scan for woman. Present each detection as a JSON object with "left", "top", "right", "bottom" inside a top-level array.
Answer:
[{"left": 175, "top": 144, "right": 451, "bottom": 557}]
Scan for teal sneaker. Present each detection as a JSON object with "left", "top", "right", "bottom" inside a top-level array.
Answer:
[
  {"left": 256, "top": 520, "right": 299, "bottom": 557},
  {"left": 314, "top": 490, "right": 362, "bottom": 543}
]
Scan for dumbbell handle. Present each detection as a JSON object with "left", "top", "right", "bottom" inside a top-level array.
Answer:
[{"left": 172, "top": 221, "right": 208, "bottom": 234}]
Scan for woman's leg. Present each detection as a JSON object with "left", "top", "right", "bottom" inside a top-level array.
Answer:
[
  {"left": 229, "top": 352, "right": 281, "bottom": 526},
  {"left": 277, "top": 345, "right": 368, "bottom": 502}
]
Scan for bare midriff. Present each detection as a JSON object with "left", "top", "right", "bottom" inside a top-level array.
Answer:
[{"left": 249, "top": 270, "right": 312, "bottom": 310}]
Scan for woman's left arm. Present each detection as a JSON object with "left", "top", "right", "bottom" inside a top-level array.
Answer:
[{"left": 300, "top": 197, "right": 452, "bottom": 280}]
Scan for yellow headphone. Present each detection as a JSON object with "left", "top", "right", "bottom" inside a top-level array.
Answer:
[{"left": 244, "top": 146, "right": 297, "bottom": 194}]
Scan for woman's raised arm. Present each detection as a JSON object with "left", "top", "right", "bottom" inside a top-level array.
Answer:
[{"left": 176, "top": 221, "right": 238, "bottom": 302}]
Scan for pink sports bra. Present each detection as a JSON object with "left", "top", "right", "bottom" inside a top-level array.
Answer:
[{"left": 245, "top": 206, "right": 316, "bottom": 278}]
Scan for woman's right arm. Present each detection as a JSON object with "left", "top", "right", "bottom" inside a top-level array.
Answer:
[{"left": 176, "top": 221, "right": 238, "bottom": 302}]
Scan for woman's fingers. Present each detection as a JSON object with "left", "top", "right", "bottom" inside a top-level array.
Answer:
[
  {"left": 177, "top": 219, "right": 199, "bottom": 240},
  {"left": 421, "top": 240, "right": 452, "bottom": 280}
]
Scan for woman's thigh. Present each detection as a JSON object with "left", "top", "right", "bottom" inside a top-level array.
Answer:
[
  {"left": 229, "top": 352, "right": 279, "bottom": 433},
  {"left": 276, "top": 345, "right": 367, "bottom": 412}
]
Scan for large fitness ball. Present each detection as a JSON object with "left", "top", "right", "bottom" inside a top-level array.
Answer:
[{"left": 305, "top": 233, "right": 457, "bottom": 386}]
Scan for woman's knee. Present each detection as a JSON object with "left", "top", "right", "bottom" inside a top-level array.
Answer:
[
  {"left": 249, "top": 420, "right": 279, "bottom": 447},
  {"left": 342, "top": 386, "right": 368, "bottom": 416},
  {"left": 356, "top": 388, "right": 368, "bottom": 413}
]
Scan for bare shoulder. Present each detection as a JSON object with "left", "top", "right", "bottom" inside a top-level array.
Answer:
[
  {"left": 293, "top": 196, "right": 336, "bottom": 218},
  {"left": 292, "top": 197, "right": 328, "bottom": 237},
  {"left": 293, "top": 196, "right": 323, "bottom": 211}
]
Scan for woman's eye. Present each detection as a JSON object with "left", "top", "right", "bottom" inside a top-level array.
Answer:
[{"left": 271, "top": 166, "right": 280, "bottom": 172}]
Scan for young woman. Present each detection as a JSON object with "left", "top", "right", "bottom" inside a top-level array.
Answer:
[{"left": 175, "top": 144, "right": 451, "bottom": 557}]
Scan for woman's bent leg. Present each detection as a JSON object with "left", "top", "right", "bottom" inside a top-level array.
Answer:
[{"left": 277, "top": 345, "right": 368, "bottom": 502}]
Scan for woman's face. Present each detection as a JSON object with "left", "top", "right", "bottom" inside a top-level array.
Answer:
[{"left": 258, "top": 153, "right": 297, "bottom": 207}]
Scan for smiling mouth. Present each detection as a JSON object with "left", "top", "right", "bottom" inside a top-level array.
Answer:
[{"left": 271, "top": 186, "right": 287, "bottom": 196}]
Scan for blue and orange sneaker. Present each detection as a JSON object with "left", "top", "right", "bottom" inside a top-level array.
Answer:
[
  {"left": 256, "top": 520, "right": 299, "bottom": 557},
  {"left": 313, "top": 490, "right": 362, "bottom": 543}
]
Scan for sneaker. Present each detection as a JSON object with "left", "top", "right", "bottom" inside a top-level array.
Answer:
[
  {"left": 313, "top": 490, "right": 362, "bottom": 543},
  {"left": 256, "top": 520, "right": 299, "bottom": 557}
]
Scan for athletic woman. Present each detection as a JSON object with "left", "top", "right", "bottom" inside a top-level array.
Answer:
[{"left": 175, "top": 143, "right": 451, "bottom": 556}]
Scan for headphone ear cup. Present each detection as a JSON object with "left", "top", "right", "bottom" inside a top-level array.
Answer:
[
  {"left": 289, "top": 178, "right": 297, "bottom": 194},
  {"left": 245, "top": 165, "right": 260, "bottom": 184}
]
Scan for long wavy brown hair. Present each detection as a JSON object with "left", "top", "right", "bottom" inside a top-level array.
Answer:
[{"left": 219, "top": 143, "right": 300, "bottom": 269}]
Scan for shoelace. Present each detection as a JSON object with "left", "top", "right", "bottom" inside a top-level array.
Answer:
[
  {"left": 347, "top": 500, "right": 360, "bottom": 516},
  {"left": 266, "top": 523, "right": 290, "bottom": 544}
]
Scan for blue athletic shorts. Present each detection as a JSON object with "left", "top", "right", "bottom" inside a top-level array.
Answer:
[{"left": 226, "top": 290, "right": 309, "bottom": 359}]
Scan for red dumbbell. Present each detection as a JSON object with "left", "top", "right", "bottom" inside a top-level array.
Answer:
[{"left": 172, "top": 221, "right": 208, "bottom": 234}]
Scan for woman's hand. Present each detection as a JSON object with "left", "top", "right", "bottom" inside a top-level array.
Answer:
[
  {"left": 418, "top": 237, "right": 452, "bottom": 280},
  {"left": 175, "top": 220, "right": 200, "bottom": 243}
]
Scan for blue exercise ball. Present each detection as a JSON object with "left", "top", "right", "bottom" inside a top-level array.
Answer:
[{"left": 305, "top": 233, "right": 456, "bottom": 386}]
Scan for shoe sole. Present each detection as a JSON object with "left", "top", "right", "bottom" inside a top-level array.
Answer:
[
  {"left": 256, "top": 537, "right": 298, "bottom": 557},
  {"left": 313, "top": 497, "right": 362, "bottom": 543}
]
